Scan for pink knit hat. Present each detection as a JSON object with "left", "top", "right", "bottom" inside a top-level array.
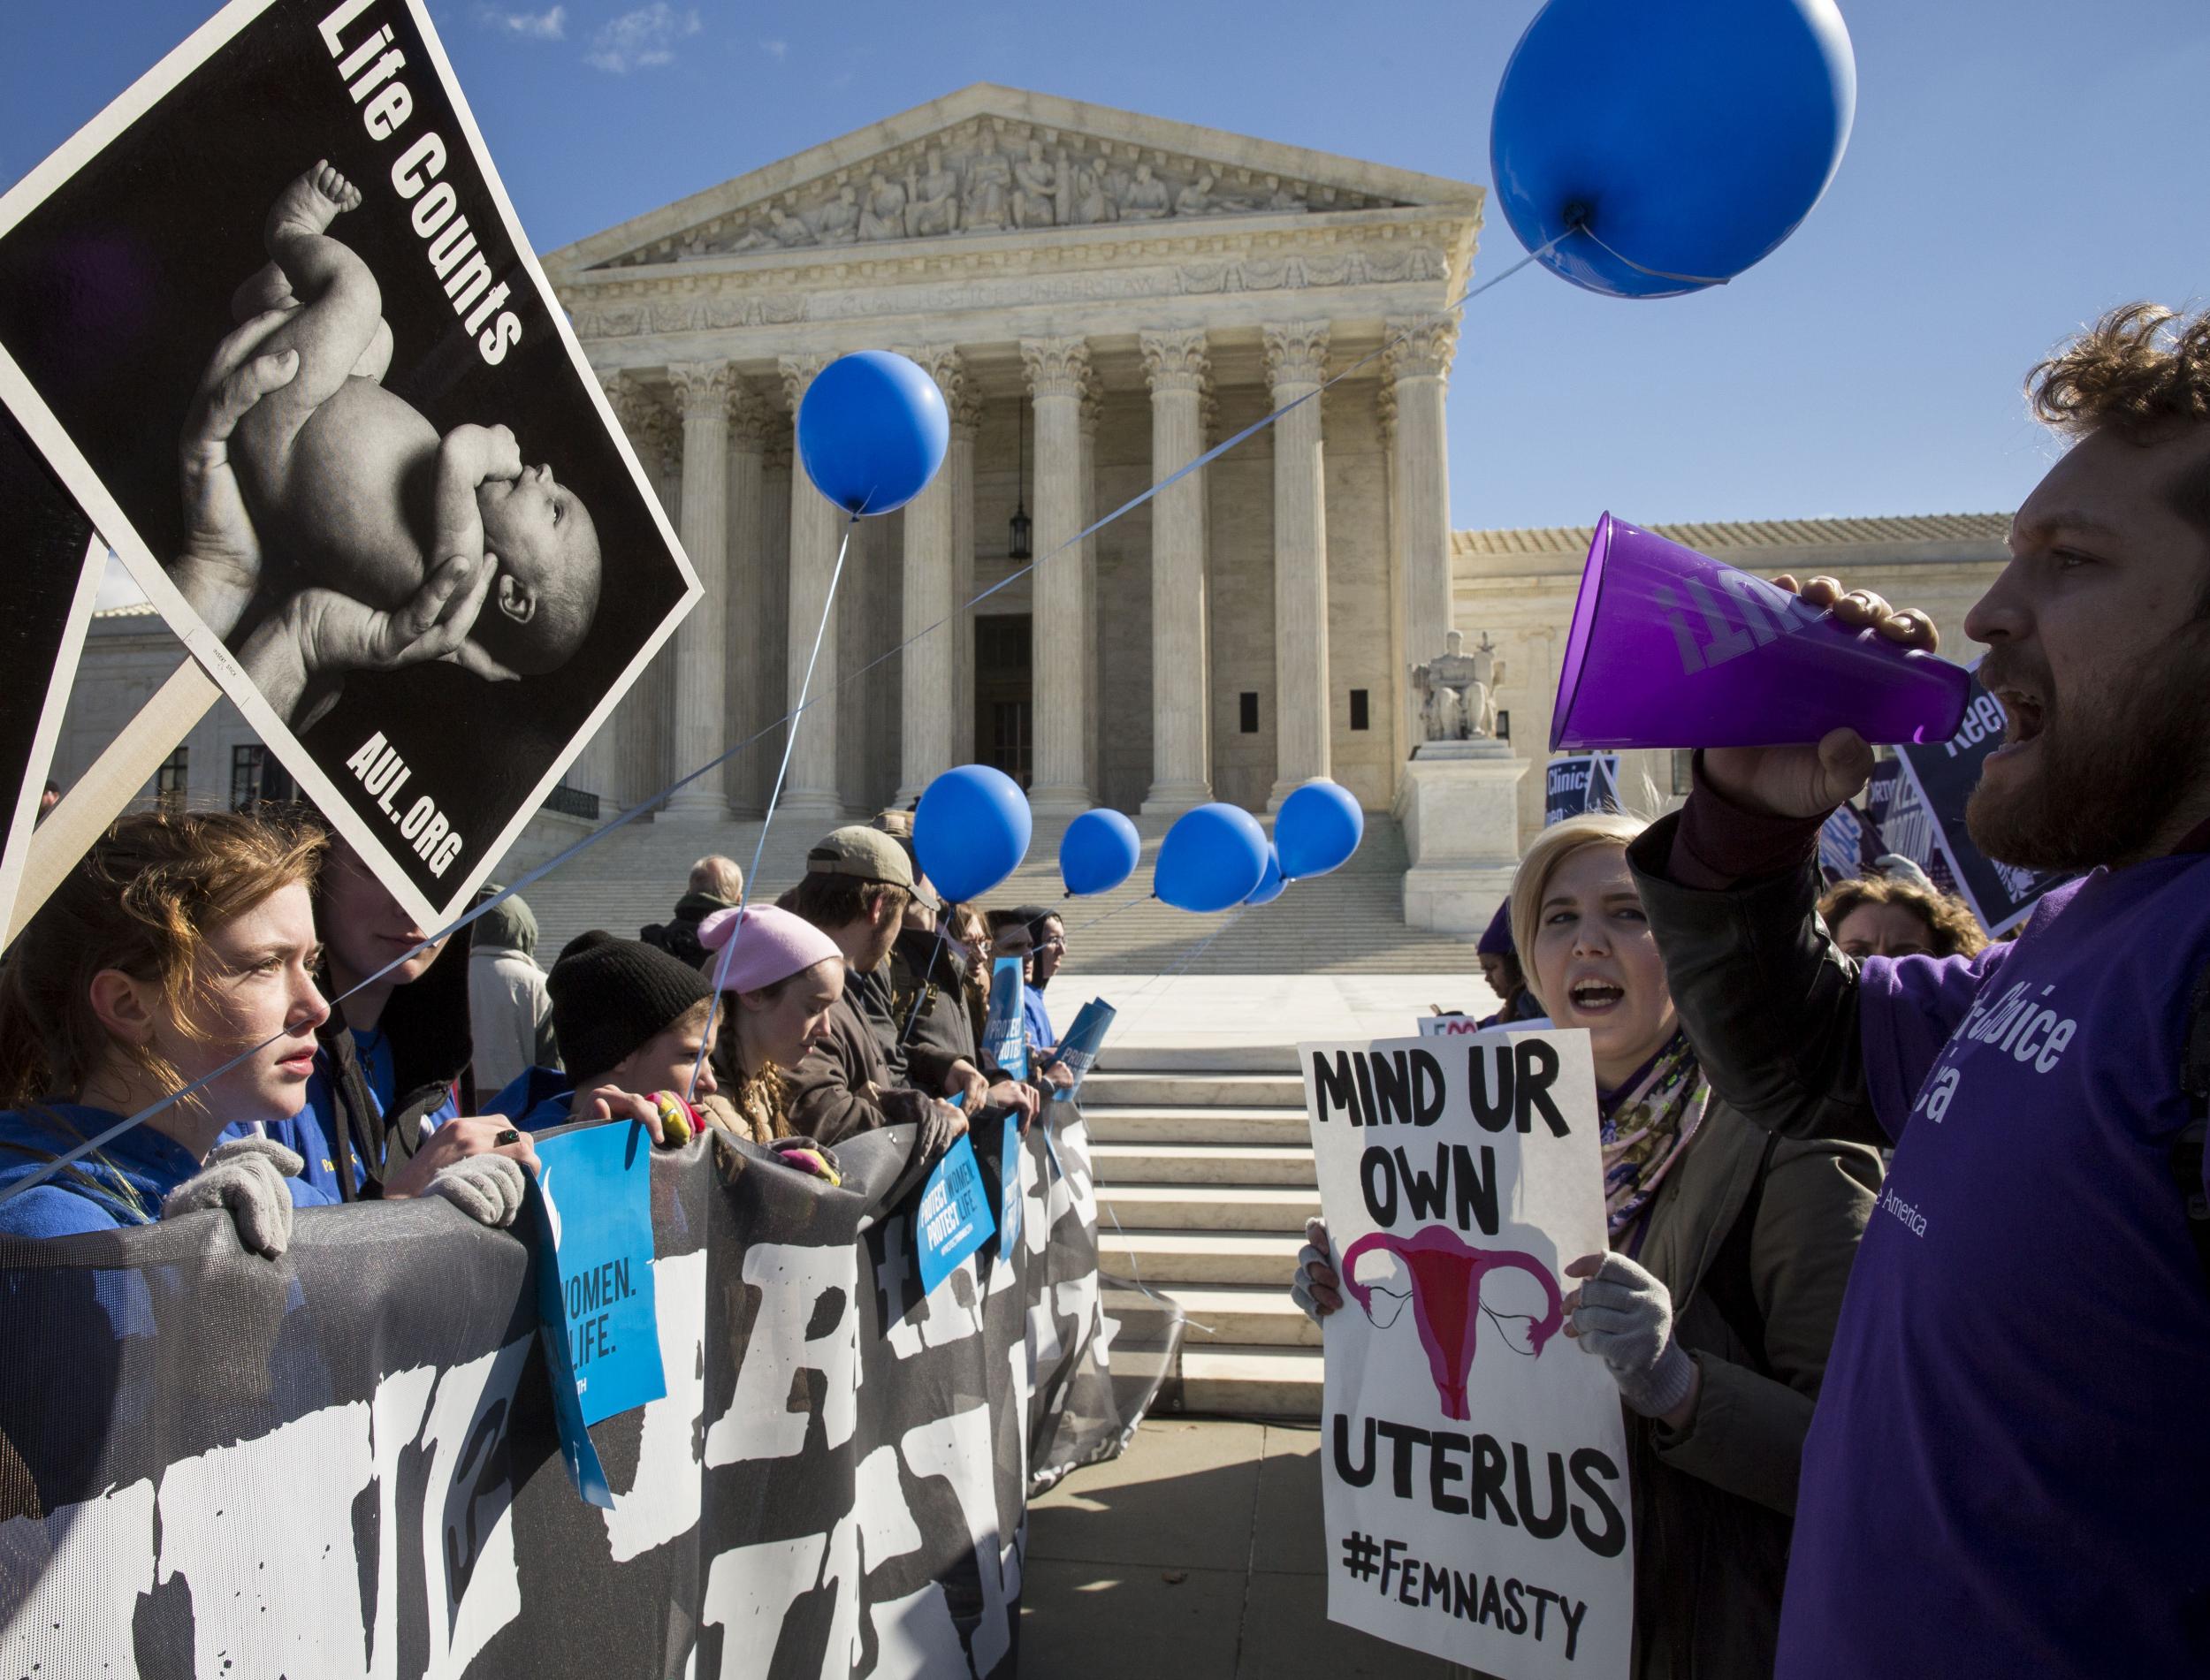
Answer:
[{"left": 697, "top": 904, "right": 842, "bottom": 994}]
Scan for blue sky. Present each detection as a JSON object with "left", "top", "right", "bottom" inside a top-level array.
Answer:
[{"left": 5, "top": 0, "right": 2207, "bottom": 534}]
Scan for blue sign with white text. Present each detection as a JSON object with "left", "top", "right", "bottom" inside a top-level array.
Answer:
[
  {"left": 983, "top": 956, "right": 1027, "bottom": 1079},
  {"left": 998, "top": 1113, "right": 1024, "bottom": 1254},
  {"left": 916, "top": 1134, "right": 994, "bottom": 1295},
  {"left": 534, "top": 1121, "right": 666, "bottom": 1428}
]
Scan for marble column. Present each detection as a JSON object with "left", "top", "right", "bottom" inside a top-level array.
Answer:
[
  {"left": 1078, "top": 374, "right": 1102, "bottom": 808},
  {"left": 662, "top": 361, "right": 739, "bottom": 820},
  {"left": 1265, "top": 322, "right": 1332, "bottom": 806},
  {"left": 1021, "top": 336, "right": 1094, "bottom": 812},
  {"left": 1383, "top": 315, "right": 1460, "bottom": 763},
  {"left": 754, "top": 438, "right": 794, "bottom": 814},
  {"left": 948, "top": 387, "right": 981, "bottom": 767},
  {"left": 777, "top": 353, "right": 845, "bottom": 821},
  {"left": 598, "top": 372, "right": 680, "bottom": 810},
  {"left": 723, "top": 387, "right": 775, "bottom": 817},
  {"left": 895, "top": 347, "right": 965, "bottom": 802},
  {"left": 1139, "top": 329, "right": 1213, "bottom": 814}
]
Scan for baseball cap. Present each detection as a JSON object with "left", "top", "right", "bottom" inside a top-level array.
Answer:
[{"left": 806, "top": 825, "right": 937, "bottom": 910}]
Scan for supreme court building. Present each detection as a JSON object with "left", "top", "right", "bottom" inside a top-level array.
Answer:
[
  {"left": 551, "top": 83, "right": 1484, "bottom": 826},
  {"left": 50, "top": 86, "right": 2013, "bottom": 886}
]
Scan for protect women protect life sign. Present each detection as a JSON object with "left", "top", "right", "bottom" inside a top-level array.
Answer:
[{"left": 1302, "top": 1026, "right": 1633, "bottom": 1678}]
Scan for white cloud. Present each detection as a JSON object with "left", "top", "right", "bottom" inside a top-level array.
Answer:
[
  {"left": 585, "top": 4, "right": 701, "bottom": 72},
  {"left": 759, "top": 38, "right": 789, "bottom": 61},
  {"left": 478, "top": 4, "right": 566, "bottom": 39}
]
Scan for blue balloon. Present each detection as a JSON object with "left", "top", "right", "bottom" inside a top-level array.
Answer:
[
  {"left": 1275, "top": 781, "right": 1363, "bottom": 880},
  {"left": 1490, "top": 0, "right": 1856, "bottom": 299},
  {"left": 915, "top": 764, "right": 1032, "bottom": 903},
  {"left": 1060, "top": 809, "right": 1141, "bottom": 897},
  {"left": 796, "top": 351, "right": 950, "bottom": 515},
  {"left": 1244, "top": 844, "right": 1286, "bottom": 907},
  {"left": 1155, "top": 803, "right": 1269, "bottom": 914}
]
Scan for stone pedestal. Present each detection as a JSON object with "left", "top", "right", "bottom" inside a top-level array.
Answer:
[{"left": 1396, "top": 741, "right": 1528, "bottom": 936}]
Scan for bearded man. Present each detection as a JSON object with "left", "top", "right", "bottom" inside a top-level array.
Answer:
[{"left": 1625, "top": 302, "right": 2210, "bottom": 1678}]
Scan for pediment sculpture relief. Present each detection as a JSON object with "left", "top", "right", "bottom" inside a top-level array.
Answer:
[{"left": 599, "top": 124, "right": 1411, "bottom": 269}]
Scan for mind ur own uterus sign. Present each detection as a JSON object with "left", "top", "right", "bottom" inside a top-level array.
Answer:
[{"left": 1301, "top": 1028, "right": 1632, "bottom": 1678}]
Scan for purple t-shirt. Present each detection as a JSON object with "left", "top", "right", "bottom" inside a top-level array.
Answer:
[{"left": 1779, "top": 851, "right": 2210, "bottom": 1676}]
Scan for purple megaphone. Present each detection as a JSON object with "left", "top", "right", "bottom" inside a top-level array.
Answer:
[
  {"left": 1339, "top": 1226, "right": 1564, "bottom": 1422},
  {"left": 1550, "top": 513, "right": 1972, "bottom": 752}
]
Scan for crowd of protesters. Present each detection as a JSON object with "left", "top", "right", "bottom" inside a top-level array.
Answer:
[
  {"left": 5, "top": 301, "right": 2210, "bottom": 1678},
  {"left": 0, "top": 798, "right": 1076, "bottom": 1249}
]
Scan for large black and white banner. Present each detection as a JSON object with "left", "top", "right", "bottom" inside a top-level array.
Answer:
[
  {"left": 0, "top": 413, "right": 104, "bottom": 931},
  {"left": 0, "top": 1108, "right": 1175, "bottom": 1676},
  {"left": 1302, "top": 1029, "right": 1633, "bottom": 1678},
  {"left": 0, "top": 0, "right": 697, "bottom": 927}
]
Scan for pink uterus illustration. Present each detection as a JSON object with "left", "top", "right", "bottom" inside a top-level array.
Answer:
[{"left": 1339, "top": 1227, "right": 1565, "bottom": 1421}]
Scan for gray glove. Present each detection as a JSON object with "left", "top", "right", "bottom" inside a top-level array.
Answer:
[
  {"left": 1569, "top": 1250, "right": 1697, "bottom": 1419},
  {"left": 162, "top": 1136, "right": 302, "bottom": 1258},
  {"left": 1290, "top": 1215, "right": 1340, "bottom": 1324},
  {"left": 428, "top": 1154, "right": 527, "bottom": 1228}
]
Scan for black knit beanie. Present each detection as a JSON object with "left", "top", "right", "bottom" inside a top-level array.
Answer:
[{"left": 548, "top": 936, "right": 713, "bottom": 1083}]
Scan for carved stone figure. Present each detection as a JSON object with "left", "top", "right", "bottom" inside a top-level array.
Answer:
[
  {"left": 725, "top": 218, "right": 777, "bottom": 253},
  {"left": 906, "top": 148, "right": 959, "bottom": 238},
  {"left": 964, "top": 151, "right": 1012, "bottom": 232},
  {"left": 859, "top": 173, "right": 906, "bottom": 240},
  {"left": 1069, "top": 159, "right": 1114, "bottom": 225},
  {"left": 1011, "top": 140, "right": 1058, "bottom": 229},
  {"left": 1119, "top": 163, "right": 1170, "bottom": 221},
  {"left": 767, "top": 206, "right": 816, "bottom": 247},
  {"left": 1175, "top": 172, "right": 1217, "bottom": 217},
  {"left": 814, "top": 186, "right": 860, "bottom": 245},
  {"left": 1411, "top": 630, "right": 1507, "bottom": 744}
]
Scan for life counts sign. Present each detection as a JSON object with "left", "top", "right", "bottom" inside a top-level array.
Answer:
[{"left": 1301, "top": 1029, "right": 1632, "bottom": 1678}]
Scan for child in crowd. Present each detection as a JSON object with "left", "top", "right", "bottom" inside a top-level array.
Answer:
[{"left": 698, "top": 904, "right": 844, "bottom": 1144}]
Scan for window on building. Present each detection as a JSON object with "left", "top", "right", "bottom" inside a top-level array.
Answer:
[
  {"left": 1671, "top": 749, "right": 1696, "bottom": 797},
  {"left": 1238, "top": 691, "right": 1260, "bottom": 734},
  {"left": 231, "top": 744, "right": 263, "bottom": 810},
  {"left": 156, "top": 748, "right": 188, "bottom": 815},
  {"left": 1349, "top": 689, "right": 1369, "bottom": 732},
  {"left": 1496, "top": 708, "right": 1512, "bottom": 741}
]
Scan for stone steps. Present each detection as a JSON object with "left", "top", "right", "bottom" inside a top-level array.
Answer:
[
  {"left": 1091, "top": 1142, "right": 1316, "bottom": 1187},
  {"left": 1085, "top": 1040, "right": 1326, "bottom": 1419},
  {"left": 1099, "top": 1182, "right": 1322, "bottom": 1232},
  {"left": 1086, "top": 1108, "right": 1311, "bottom": 1145}
]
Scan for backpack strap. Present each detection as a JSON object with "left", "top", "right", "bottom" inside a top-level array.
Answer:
[{"left": 2169, "top": 962, "right": 2210, "bottom": 1292}]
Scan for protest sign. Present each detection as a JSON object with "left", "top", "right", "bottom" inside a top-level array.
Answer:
[
  {"left": 1894, "top": 670, "right": 2069, "bottom": 935},
  {"left": 998, "top": 1112, "right": 1025, "bottom": 1253},
  {"left": 0, "top": 0, "right": 698, "bottom": 928},
  {"left": 0, "top": 414, "right": 103, "bottom": 936},
  {"left": 1047, "top": 996, "right": 1116, "bottom": 1103},
  {"left": 983, "top": 955, "right": 1028, "bottom": 1078},
  {"left": 1418, "top": 1014, "right": 1486, "bottom": 1038},
  {"left": 1543, "top": 755, "right": 1619, "bottom": 827},
  {"left": 1302, "top": 1028, "right": 1633, "bottom": 1677},
  {"left": 916, "top": 1133, "right": 994, "bottom": 1295},
  {"left": 0, "top": 1112, "right": 1180, "bottom": 1678},
  {"left": 1818, "top": 802, "right": 1874, "bottom": 884}
]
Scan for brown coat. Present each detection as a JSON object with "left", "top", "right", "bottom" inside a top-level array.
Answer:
[{"left": 1622, "top": 1095, "right": 1880, "bottom": 1678}]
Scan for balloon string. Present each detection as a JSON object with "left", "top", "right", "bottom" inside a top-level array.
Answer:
[
  {"left": 1110, "top": 904, "right": 1253, "bottom": 1036},
  {"left": 1570, "top": 222, "right": 1732, "bottom": 288},
  {"left": 1062, "top": 893, "right": 1147, "bottom": 936},
  {"left": 689, "top": 514, "right": 859, "bottom": 1102},
  {"left": 0, "top": 232, "right": 1569, "bottom": 1210}
]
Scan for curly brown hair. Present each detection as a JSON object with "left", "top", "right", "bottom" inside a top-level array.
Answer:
[
  {"left": 1817, "top": 875, "right": 1987, "bottom": 960},
  {"left": 0, "top": 810, "right": 326, "bottom": 1107},
  {"left": 2028, "top": 303, "right": 2210, "bottom": 547}
]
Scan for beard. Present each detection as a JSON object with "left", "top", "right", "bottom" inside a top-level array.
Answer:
[{"left": 1967, "top": 628, "right": 2210, "bottom": 870}]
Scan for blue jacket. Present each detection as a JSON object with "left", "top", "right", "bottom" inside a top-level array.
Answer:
[
  {"left": 486, "top": 1065, "right": 576, "bottom": 1133},
  {"left": 222, "top": 1029, "right": 458, "bottom": 1200},
  {"left": 1022, "top": 985, "right": 1055, "bottom": 1056},
  {"left": 0, "top": 1104, "right": 334, "bottom": 1239}
]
